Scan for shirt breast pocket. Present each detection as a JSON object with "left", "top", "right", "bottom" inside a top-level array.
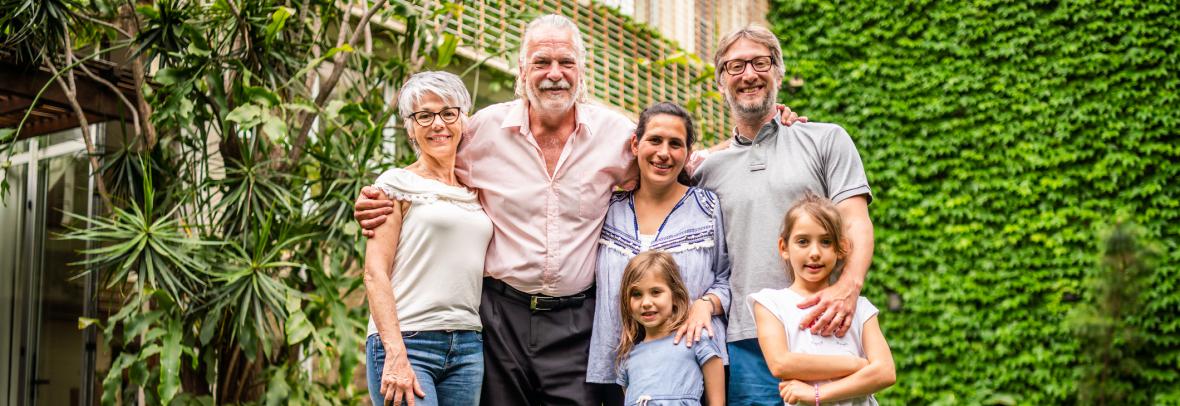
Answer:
[{"left": 575, "top": 178, "right": 607, "bottom": 220}]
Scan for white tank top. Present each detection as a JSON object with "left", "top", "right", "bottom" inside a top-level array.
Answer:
[{"left": 366, "top": 168, "right": 492, "bottom": 336}]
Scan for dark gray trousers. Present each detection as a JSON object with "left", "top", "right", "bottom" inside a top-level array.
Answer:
[{"left": 479, "top": 277, "right": 622, "bottom": 406}]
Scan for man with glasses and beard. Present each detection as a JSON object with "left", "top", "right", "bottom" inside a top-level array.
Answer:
[{"left": 691, "top": 25, "right": 877, "bottom": 405}]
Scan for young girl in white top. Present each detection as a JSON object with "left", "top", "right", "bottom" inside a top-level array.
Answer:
[
  {"left": 748, "top": 194, "right": 895, "bottom": 405},
  {"left": 616, "top": 251, "right": 725, "bottom": 406}
]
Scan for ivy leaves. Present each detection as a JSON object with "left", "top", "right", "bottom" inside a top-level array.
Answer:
[{"left": 771, "top": 0, "right": 1180, "bottom": 402}]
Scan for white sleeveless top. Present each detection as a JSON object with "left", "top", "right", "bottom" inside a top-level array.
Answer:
[{"left": 366, "top": 168, "right": 492, "bottom": 336}]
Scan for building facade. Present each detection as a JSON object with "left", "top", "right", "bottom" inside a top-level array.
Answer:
[{"left": 600, "top": 0, "right": 770, "bottom": 66}]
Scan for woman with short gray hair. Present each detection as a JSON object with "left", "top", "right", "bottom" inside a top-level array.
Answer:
[{"left": 363, "top": 71, "right": 491, "bottom": 406}]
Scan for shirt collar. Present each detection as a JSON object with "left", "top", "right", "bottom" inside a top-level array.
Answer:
[{"left": 500, "top": 99, "right": 588, "bottom": 136}]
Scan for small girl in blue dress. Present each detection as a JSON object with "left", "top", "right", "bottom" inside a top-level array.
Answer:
[{"left": 616, "top": 251, "right": 725, "bottom": 406}]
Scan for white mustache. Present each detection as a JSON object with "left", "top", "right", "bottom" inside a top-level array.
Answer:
[{"left": 538, "top": 79, "right": 572, "bottom": 90}]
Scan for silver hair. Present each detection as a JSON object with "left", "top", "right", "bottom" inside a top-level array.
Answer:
[
  {"left": 397, "top": 71, "right": 471, "bottom": 154},
  {"left": 514, "top": 14, "right": 589, "bottom": 102}
]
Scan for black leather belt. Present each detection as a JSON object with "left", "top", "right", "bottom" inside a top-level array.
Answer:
[{"left": 487, "top": 277, "right": 592, "bottom": 312}]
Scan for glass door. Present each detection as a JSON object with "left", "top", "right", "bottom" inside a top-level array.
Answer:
[
  {"left": 1, "top": 141, "right": 31, "bottom": 406},
  {"left": 1, "top": 126, "right": 101, "bottom": 405}
]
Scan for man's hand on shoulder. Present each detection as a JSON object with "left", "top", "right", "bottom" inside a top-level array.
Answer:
[
  {"left": 354, "top": 186, "right": 395, "bottom": 238},
  {"left": 797, "top": 279, "right": 861, "bottom": 337}
]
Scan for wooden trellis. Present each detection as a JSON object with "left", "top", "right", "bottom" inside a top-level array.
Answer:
[{"left": 399, "top": 0, "right": 732, "bottom": 144}]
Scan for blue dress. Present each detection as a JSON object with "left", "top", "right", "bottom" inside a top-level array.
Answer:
[
  {"left": 587, "top": 187, "right": 731, "bottom": 384},
  {"left": 617, "top": 334, "right": 721, "bottom": 405}
]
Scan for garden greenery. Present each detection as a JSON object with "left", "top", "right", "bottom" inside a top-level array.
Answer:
[
  {"left": 3, "top": 0, "right": 471, "bottom": 403},
  {"left": 6, "top": 0, "right": 1177, "bottom": 403},
  {"left": 769, "top": 0, "right": 1178, "bottom": 403}
]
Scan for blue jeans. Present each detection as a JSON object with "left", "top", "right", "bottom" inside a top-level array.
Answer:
[
  {"left": 366, "top": 331, "right": 483, "bottom": 406},
  {"left": 727, "top": 338, "right": 781, "bottom": 406}
]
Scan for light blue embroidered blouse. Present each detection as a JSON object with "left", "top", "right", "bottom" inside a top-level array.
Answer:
[{"left": 586, "top": 187, "right": 731, "bottom": 384}]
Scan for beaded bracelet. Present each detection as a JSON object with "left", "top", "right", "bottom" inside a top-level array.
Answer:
[{"left": 814, "top": 383, "right": 820, "bottom": 406}]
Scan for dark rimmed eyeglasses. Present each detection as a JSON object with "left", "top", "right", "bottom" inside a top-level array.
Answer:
[
  {"left": 720, "top": 56, "right": 775, "bottom": 76},
  {"left": 406, "top": 106, "right": 461, "bottom": 127}
]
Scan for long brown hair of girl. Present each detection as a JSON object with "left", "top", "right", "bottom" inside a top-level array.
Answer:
[
  {"left": 615, "top": 250, "right": 692, "bottom": 369},
  {"left": 780, "top": 192, "right": 848, "bottom": 258},
  {"left": 780, "top": 192, "right": 849, "bottom": 282}
]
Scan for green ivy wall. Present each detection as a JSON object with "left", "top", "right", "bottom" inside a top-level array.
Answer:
[{"left": 767, "top": 0, "right": 1179, "bottom": 403}]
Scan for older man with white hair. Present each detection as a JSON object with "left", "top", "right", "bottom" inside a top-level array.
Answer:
[{"left": 454, "top": 14, "right": 637, "bottom": 404}]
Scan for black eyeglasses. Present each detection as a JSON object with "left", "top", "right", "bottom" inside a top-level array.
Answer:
[
  {"left": 406, "top": 107, "right": 461, "bottom": 127},
  {"left": 720, "top": 56, "right": 775, "bottom": 76}
]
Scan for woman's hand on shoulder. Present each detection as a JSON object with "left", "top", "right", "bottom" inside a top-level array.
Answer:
[
  {"left": 674, "top": 297, "right": 716, "bottom": 347},
  {"left": 776, "top": 104, "right": 808, "bottom": 126}
]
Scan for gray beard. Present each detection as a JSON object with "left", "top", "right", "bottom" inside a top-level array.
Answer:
[{"left": 726, "top": 90, "right": 775, "bottom": 122}]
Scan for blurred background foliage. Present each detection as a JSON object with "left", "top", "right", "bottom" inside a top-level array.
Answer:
[{"left": 768, "top": 0, "right": 1178, "bottom": 403}]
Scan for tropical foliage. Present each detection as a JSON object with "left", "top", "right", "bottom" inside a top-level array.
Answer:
[
  {"left": 769, "top": 0, "right": 1179, "bottom": 403},
  {"left": 2, "top": 0, "right": 472, "bottom": 403}
]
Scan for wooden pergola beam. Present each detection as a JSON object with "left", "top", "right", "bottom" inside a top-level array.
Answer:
[{"left": 0, "top": 58, "right": 137, "bottom": 139}]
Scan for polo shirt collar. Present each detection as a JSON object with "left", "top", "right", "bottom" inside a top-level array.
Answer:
[{"left": 733, "top": 115, "right": 782, "bottom": 146}]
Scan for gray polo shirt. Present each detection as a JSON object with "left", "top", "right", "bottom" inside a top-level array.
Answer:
[{"left": 693, "top": 118, "right": 872, "bottom": 342}]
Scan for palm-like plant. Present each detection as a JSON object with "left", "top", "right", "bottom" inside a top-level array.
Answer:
[
  {"left": 67, "top": 166, "right": 211, "bottom": 302},
  {"left": 22, "top": 0, "right": 463, "bottom": 404}
]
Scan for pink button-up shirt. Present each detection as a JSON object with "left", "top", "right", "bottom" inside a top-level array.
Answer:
[{"left": 456, "top": 100, "right": 636, "bottom": 296}]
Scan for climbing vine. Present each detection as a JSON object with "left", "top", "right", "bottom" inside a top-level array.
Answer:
[{"left": 769, "top": 0, "right": 1179, "bottom": 403}]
